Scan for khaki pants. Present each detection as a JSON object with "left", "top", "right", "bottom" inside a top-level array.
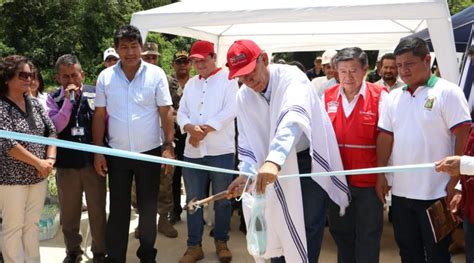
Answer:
[
  {"left": 56, "top": 165, "right": 106, "bottom": 254},
  {"left": 0, "top": 180, "right": 47, "bottom": 263},
  {"left": 131, "top": 166, "right": 174, "bottom": 215}
]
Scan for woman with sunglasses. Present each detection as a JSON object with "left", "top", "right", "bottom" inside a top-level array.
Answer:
[
  {"left": 29, "top": 65, "right": 48, "bottom": 111},
  {"left": 0, "top": 55, "right": 57, "bottom": 263}
]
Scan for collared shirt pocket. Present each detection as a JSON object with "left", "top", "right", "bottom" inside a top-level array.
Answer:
[{"left": 134, "top": 85, "right": 156, "bottom": 107}]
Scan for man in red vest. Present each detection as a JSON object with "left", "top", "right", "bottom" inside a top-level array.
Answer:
[{"left": 323, "top": 47, "right": 388, "bottom": 263}]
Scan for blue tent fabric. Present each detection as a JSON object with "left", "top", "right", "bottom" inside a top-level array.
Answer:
[
  {"left": 404, "top": 6, "right": 474, "bottom": 52},
  {"left": 462, "top": 61, "right": 473, "bottom": 98}
]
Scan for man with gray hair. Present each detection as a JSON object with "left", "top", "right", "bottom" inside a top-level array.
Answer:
[
  {"left": 46, "top": 54, "right": 107, "bottom": 263},
  {"left": 323, "top": 47, "right": 388, "bottom": 263}
]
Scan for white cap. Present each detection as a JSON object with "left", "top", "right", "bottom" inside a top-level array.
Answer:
[
  {"left": 103, "top": 47, "right": 119, "bottom": 61},
  {"left": 321, "top": 49, "right": 338, "bottom": 65}
]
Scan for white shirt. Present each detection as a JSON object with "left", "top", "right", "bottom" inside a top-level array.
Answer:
[
  {"left": 34, "top": 92, "right": 48, "bottom": 112},
  {"left": 95, "top": 61, "right": 172, "bottom": 153},
  {"left": 177, "top": 69, "right": 238, "bottom": 158},
  {"left": 461, "top": 155, "right": 474, "bottom": 176},
  {"left": 311, "top": 76, "right": 337, "bottom": 98},
  {"left": 378, "top": 76, "right": 471, "bottom": 200},
  {"left": 322, "top": 81, "right": 387, "bottom": 118},
  {"left": 454, "top": 155, "right": 474, "bottom": 191},
  {"left": 375, "top": 78, "right": 405, "bottom": 91}
]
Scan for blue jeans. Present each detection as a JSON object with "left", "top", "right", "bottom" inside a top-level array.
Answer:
[
  {"left": 391, "top": 195, "right": 451, "bottom": 263},
  {"left": 328, "top": 186, "right": 383, "bottom": 263},
  {"left": 465, "top": 218, "right": 474, "bottom": 263},
  {"left": 182, "top": 153, "right": 235, "bottom": 246}
]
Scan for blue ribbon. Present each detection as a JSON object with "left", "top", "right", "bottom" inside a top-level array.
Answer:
[
  {"left": 279, "top": 163, "right": 436, "bottom": 179},
  {"left": 0, "top": 130, "right": 252, "bottom": 177},
  {"left": 0, "top": 130, "right": 436, "bottom": 178}
]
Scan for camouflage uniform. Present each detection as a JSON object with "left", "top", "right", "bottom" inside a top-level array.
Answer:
[{"left": 156, "top": 75, "right": 183, "bottom": 214}]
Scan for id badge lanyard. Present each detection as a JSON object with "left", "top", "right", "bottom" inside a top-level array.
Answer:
[{"left": 71, "top": 93, "right": 85, "bottom": 140}]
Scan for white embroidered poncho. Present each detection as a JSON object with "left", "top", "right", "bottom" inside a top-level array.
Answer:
[{"left": 237, "top": 64, "right": 350, "bottom": 262}]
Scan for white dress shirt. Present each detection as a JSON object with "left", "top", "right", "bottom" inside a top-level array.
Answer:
[
  {"left": 95, "top": 61, "right": 172, "bottom": 153},
  {"left": 177, "top": 69, "right": 238, "bottom": 158},
  {"left": 322, "top": 81, "right": 387, "bottom": 118}
]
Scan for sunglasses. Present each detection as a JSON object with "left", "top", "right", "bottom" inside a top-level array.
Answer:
[
  {"left": 17, "top": 71, "right": 35, "bottom": 81},
  {"left": 174, "top": 58, "right": 190, "bottom": 65}
]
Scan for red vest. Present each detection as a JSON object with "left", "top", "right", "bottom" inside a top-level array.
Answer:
[{"left": 324, "top": 83, "right": 386, "bottom": 187}]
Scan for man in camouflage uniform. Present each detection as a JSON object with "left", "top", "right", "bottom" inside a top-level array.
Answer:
[{"left": 168, "top": 51, "right": 191, "bottom": 224}]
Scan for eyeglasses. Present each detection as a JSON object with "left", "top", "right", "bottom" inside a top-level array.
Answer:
[
  {"left": 17, "top": 71, "right": 35, "bottom": 81},
  {"left": 174, "top": 58, "right": 190, "bottom": 65}
]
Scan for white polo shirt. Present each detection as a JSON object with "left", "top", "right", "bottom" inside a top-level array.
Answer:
[
  {"left": 177, "top": 68, "right": 238, "bottom": 158},
  {"left": 378, "top": 75, "right": 471, "bottom": 200},
  {"left": 95, "top": 61, "right": 172, "bottom": 153}
]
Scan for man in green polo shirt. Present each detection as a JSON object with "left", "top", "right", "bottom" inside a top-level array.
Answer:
[{"left": 377, "top": 37, "right": 471, "bottom": 263}]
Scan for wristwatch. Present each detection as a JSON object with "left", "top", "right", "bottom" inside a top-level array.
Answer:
[{"left": 162, "top": 142, "right": 175, "bottom": 150}]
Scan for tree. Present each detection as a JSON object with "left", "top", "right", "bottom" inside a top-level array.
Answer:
[
  {"left": 448, "top": 0, "right": 472, "bottom": 15},
  {"left": 80, "top": 0, "right": 143, "bottom": 82},
  {"left": 0, "top": 0, "right": 193, "bottom": 85},
  {"left": 140, "top": 0, "right": 176, "bottom": 10}
]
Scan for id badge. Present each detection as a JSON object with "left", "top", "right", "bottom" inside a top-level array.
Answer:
[
  {"left": 71, "top": 127, "right": 85, "bottom": 136},
  {"left": 328, "top": 101, "right": 338, "bottom": 113}
]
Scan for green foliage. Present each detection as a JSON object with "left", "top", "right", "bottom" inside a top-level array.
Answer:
[
  {"left": 0, "top": 0, "right": 193, "bottom": 86},
  {"left": 171, "top": 36, "right": 195, "bottom": 55},
  {"left": 142, "top": 34, "right": 196, "bottom": 75},
  {"left": 0, "top": 41, "right": 15, "bottom": 58},
  {"left": 140, "top": 0, "right": 176, "bottom": 10},
  {"left": 448, "top": 0, "right": 472, "bottom": 15},
  {"left": 146, "top": 33, "right": 177, "bottom": 75}
]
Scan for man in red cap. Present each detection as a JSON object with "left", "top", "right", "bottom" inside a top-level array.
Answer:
[
  {"left": 226, "top": 40, "right": 349, "bottom": 263},
  {"left": 177, "top": 40, "right": 238, "bottom": 263}
]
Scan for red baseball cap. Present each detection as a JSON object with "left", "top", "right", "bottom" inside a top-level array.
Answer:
[
  {"left": 227, "top": 39, "right": 262, "bottom": 80},
  {"left": 190, "top": 40, "right": 215, "bottom": 59}
]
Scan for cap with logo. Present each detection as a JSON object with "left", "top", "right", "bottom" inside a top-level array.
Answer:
[
  {"left": 103, "top": 47, "right": 119, "bottom": 61},
  {"left": 174, "top": 50, "right": 190, "bottom": 61},
  {"left": 142, "top": 42, "right": 160, "bottom": 56},
  {"left": 321, "top": 49, "right": 338, "bottom": 65},
  {"left": 189, "top": 40, "right": 214, "bottom": 59},
  {"left": 226, "top": 39, "right": 262, "bottom": 80}
]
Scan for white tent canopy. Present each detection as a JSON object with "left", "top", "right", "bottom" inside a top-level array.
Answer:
[{"left": 131, "top": 0, "right": 459, "bottom": 82}]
